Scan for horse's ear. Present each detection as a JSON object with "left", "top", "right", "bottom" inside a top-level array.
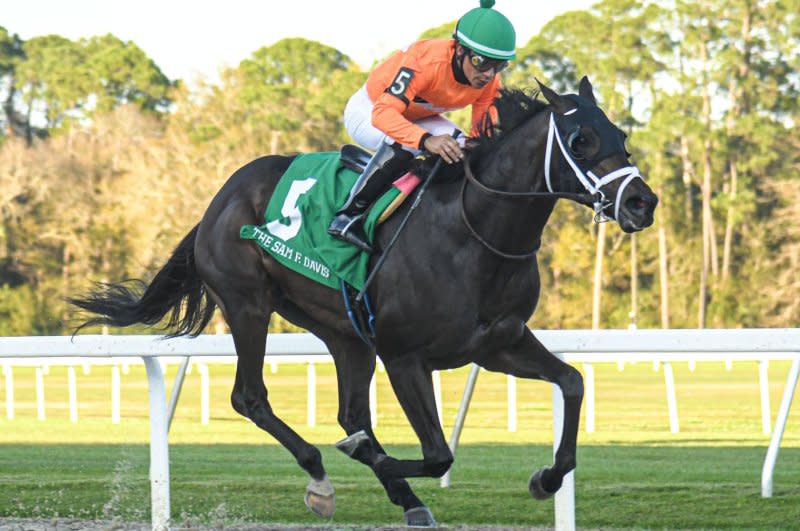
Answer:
[
  {"left": 536, "top": 78, "right": 575, "bottom": 115},
  {"left": 578, "top": 76, "right": 597, "bottom": 105}
]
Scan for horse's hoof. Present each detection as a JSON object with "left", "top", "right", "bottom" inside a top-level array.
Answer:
[
  {"left": 304, "top": 475, "right": 335, "bottom": 518},
  {"left": 529, "top": 467, "right": 559, "bottom": 500},
  {"left": 404, "top": 505, "right": 437, "bottom": 528},
  {"left": 335, "top": 430, "right": 370, "bottom": 457}
]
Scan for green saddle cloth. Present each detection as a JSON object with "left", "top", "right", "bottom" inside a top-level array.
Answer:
[{"left": 240, "top": 152, "right": 401, "bottom": 291}]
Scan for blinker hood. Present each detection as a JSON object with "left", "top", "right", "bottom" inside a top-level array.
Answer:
[{"left": 551, "top": 94, "right": 627, "bottom": 170}]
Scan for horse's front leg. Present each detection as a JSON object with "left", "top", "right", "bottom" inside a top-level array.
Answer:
[
  {"left": 347, "top": 353, "right": 452, "bottom": 526},
  {"left": 325, "top": 335, "right": 432, "bottom": 526},
  {"left": 332, "top": 350, "right": 450, "bottom": 526},
  {"left": 478, "top": 328, "right": 584, "bottom": 499}
]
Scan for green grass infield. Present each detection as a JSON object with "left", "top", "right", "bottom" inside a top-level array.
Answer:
[{"left": 1, "top": 361, "right": 798, "bottom": 528}]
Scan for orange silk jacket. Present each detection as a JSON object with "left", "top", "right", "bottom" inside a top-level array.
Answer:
[{"left": 365, "top": 39, "right": 500, "bottom": 149}]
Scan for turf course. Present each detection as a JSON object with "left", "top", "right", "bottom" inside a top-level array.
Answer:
[{"left": 1, "top": 360, "right": 798, "bottom": 529}]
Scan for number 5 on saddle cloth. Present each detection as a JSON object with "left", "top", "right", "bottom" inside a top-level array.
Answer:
[{"left": 240, "top": 144, "right": 427, "bottom": 346}]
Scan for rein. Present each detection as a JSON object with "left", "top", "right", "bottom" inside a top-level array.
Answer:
[
  {"left": 460, "top": 154, "right": 593, "bottom": 260},
  {"left": 461, "top": 109, "right": 644, "bottom": 261}
]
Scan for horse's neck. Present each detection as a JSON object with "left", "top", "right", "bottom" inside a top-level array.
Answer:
[{"left": 463, "top": 114, "right": 556, "bottom": 257}]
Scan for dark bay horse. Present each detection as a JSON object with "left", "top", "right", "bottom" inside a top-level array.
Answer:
[{"left": 71, "top": 77, "right": 657, "bottom": 527}]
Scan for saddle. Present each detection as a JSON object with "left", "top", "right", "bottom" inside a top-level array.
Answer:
[
  {"left": 339, "top": 144, "right": 422, "bottom": 225},
  {"left": 340, "top": 144, "right": 372, "bottom": 173}
]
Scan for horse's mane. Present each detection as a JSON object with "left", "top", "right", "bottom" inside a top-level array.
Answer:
[
  {"left": 411, "top": 88, "right": 549, "bottom": 181},
  {"left": 468, "top": 88, "right": 549, "bottom": 161}
]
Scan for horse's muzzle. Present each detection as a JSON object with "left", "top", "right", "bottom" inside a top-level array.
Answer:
[{"left": 617, "top": 191, "right": 658, "bottom": 233}]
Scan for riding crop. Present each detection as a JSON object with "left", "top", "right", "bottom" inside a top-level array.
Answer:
[{"left": 355, "top": 131, "right": 461, "bottom": 304}]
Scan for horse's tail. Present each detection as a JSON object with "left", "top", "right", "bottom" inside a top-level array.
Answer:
[{"left": 69, "top": 224, "right": 216, "bottom": 338}]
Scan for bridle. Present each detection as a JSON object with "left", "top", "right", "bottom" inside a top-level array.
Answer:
[
  {"left": 460, "top": 157, "right": 588, "bottom": 260},
  {"left": 544, "top": 109, "right": 643, "bottom": 223},
  {"left": 460, "top": 109, "right": 644, "bottom": 261}
]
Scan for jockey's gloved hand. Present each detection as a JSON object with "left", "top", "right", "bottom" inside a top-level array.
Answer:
[{"left": 423, "top": 134, "right": 464, "bottom": 164}]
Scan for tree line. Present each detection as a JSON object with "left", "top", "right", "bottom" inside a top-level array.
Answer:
[{"left": 1, "top": 0, "right": 798, "bottom": 336}]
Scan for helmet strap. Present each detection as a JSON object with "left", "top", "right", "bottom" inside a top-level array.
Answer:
[{"left": 451, "top": 44, "right": 470, "bottom": 85}]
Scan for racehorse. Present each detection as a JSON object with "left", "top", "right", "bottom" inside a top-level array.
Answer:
[{"left": 70, "top": 77, "right": 657, "bottom": 527}]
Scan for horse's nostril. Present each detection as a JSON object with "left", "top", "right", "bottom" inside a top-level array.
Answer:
[{"left": 626, "top": 196, "right": 647, "bottom": 214}]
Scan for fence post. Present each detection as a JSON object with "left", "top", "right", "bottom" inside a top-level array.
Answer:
[
  {"left": 142, "top": 357, "right": 170, "bottom": 531},
  {"left": 552, "top": 353, "right": 576, "bottom": 531},
  {"left": 761, "top": 356, "right": 800, "bottom": 497},
  {"left": 112, "top": 365, "right": 121, "bottom": 424},
  {"left": 307, "top": 362, "right": 316, "bottom": 428},
  {"left": 758, "top": 360, "right": 771, "bottom": 435},
  {"left": 433, "top": 370, "right": 442, "bottom": 426},
  {"left": 68, "top": 366, "right": 78, "bottom": 423},
  {"left": 167, "top": 357, "right": 191, "bottom": 430},
  {"left": 583, "top": 363, "right": 595, "bottom": 433},
  {"left": 4, "top": 365, "right": 13, "bottom": 420},
  {"left": 199, "top": 363, "right": 210, "bottom": 425},
  {"left": 370, "top": 372, "right": 377, "bottom": 428},
  {"left": 35, "top": 367, "right": 45, "bottom": 421},
  {"left": 507, "top": 375, "right": 517, "bottom": 432},
  {"left": 441, "top": 364, "right": 481, "bottom": 488},
  {"left": 663, "top": 362, "right": 679, "bottom": 433}
]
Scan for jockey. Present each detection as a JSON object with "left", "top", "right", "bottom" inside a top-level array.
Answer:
[{"left": 328, "top": 0, "right": 516, "bottom": 253}]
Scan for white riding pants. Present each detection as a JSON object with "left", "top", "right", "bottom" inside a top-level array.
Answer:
[{"left": 343, "top": 84, "right": 464, "bottom": 153}]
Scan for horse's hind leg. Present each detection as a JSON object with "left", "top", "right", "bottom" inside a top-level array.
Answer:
[
  {"left": 224, "top": 297, "right": 335, "bottom": 518},
  {"left": 325, "top": 336, "right": 432, "bottom": 525},
  {"left": 194, "top": 158, "right": 332, "bottom": 516},
  {"left": 478, "top": 328, "right": 583, "bottom": 500}
]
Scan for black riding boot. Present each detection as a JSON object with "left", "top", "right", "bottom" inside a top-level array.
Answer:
[{"left": 328, "top": 143, "right": 413, "bottom": 253}]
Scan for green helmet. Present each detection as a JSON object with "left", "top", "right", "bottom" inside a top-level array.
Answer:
[{"left": 454, "top": 0, "right": 516, "bottom": 61}]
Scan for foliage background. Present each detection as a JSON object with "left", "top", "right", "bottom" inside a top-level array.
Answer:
[{"left": 1, "top": 0, "right": 799, "bottom": 335}]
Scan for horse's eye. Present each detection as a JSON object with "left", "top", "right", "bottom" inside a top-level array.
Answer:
[{"left": 567, "top": 130, "right": 586, "bottom": 160}]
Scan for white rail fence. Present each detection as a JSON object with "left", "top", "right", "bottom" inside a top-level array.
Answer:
[
  {"left": 2, "top": 350, "right": 789, "bottom": 437},
  {"left": 0, "top": 329, "right": 798, "bottom": 531},
  {"left": 1, "top": 354, "right": 336, "bottom": 426}
]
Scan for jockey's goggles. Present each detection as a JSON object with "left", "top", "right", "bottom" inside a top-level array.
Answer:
[{"left": 467, "top": 51, "right": 508, "bottom": 73}]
